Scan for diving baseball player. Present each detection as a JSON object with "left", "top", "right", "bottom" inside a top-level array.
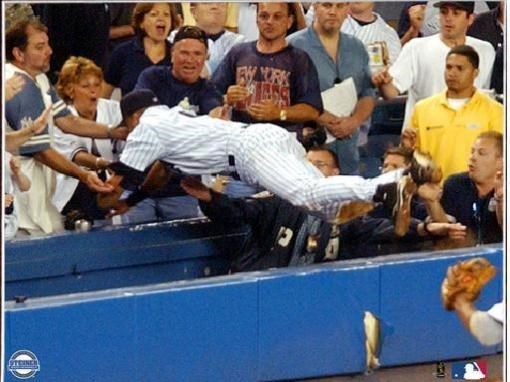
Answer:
[{"left": 102, "top": 90, "right": 419, "bottom": 222}]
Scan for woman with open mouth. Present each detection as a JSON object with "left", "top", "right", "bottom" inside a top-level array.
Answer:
[
  {"left": 53, "top": 56, "right": 123, "bottom": 226},
  {"left": 102, "top": 3, "right": 179, "bottom": 98}
]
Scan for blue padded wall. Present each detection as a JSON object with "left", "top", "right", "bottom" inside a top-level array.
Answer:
[{"left": 5, "top": 246, "right": 503, "bottom": 382}]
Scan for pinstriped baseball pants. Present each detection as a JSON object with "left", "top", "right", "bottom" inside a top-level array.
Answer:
[{"left": 229, "top": 123, "right": 402, "bottom": 222}]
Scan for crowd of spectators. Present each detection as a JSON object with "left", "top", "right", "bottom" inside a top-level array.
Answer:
[{"left": 4, "top": 2, "right": 504, "bottom": 267}]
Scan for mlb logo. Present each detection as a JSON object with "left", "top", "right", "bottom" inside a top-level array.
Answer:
[{"left": 452, "top": 360, "right": 487, "bottom": 380}]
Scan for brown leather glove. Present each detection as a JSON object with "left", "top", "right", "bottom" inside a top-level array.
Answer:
[{"left": 441, "top": 257, "right": 496, "bottom": 311}]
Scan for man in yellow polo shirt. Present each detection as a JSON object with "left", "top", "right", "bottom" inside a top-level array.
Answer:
[{"left": 401, "top": 44, "right": 502, "bottom": 181}]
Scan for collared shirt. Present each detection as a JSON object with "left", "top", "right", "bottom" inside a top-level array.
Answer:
[
  {"left": 388, "top": 33, "right": 495, "bottom": 129},
  {"left": 411, "top": 90, "right": 503, "bottom": 180},
  {"left": 104, "top": 36, "right": 172, "bottom": 96},
  {"left": 135, "top": 66, "right": 223, "bottom": 114},
  {"left": 287, "top": 27, "right": 376, "bottom": 99}
]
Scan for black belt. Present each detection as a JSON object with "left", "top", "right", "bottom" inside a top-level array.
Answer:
[{"left": 228, "top": 155, "right": 241, "bottom": 180}]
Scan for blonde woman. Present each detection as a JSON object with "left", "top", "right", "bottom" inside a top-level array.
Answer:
[{"left": 53, "top": 56, "right": 122, "bottom": 222}]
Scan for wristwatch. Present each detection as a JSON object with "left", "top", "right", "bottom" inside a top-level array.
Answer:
[{"left": 279, "top": 108, "right": 287, "bottom": 121}]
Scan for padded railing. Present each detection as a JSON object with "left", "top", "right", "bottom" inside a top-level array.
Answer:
[{"left": 4, "top": 237, "right": 502, "bottom": 382}]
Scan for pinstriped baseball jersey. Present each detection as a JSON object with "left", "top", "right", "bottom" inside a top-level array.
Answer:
[{"left": 120, "top": 105, "right": 402, "bottom": 221}]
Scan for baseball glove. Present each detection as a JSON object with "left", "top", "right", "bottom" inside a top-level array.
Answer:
[{"left": 441, "top": 257, "right": 496, "bottom": 311}]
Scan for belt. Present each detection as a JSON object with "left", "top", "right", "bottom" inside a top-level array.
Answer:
[{"left": 228, "top": 155, "right": 241, "bottom": 181}]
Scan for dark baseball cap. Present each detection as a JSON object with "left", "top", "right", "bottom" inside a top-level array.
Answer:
[
  {"left": 120, "top": 89, "right": 160, "bottom": 120},
  {"left": 172, "top": 26, "right": 208, "bottom": 49},
  {"left": 433, "top": 1, "right": 475, "bottom": 13}
]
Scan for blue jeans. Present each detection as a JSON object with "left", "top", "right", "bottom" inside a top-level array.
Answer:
[{"left": 120, "top": 194, "right": 201, "bottom": 224}]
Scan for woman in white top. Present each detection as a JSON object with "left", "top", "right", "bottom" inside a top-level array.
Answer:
[{"left": 53, "top": 56, "right": 122, "bottom": 221}]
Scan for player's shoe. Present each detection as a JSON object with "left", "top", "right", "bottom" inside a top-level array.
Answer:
[
  {"left": 409, "top": 150, "right": 442, "bottom": 185},
  {"left": 393, "top": 175, "right": 417, "bottom": 237}
]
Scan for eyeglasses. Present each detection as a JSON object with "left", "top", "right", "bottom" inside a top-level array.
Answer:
[{"left": 173, "top": 26, "right": 207, "bottom": 46}]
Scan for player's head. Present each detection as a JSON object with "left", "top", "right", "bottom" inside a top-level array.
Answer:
[
  {"left": 120, "top": 89, "right": 160, "bottom": 132},
  {"left": 306, "top": 146, "right": 340, "bottom": 176}
]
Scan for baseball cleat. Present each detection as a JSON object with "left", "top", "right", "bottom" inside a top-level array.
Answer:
[
  {"left": 409, "top": 150, "right": 442, "bottom": 185},
  {"left": 393, "top": 175, "right": 417, "bottom": 237}
]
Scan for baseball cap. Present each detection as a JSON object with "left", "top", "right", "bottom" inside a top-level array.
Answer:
[
  {"left": 120, "top": 89, "right": 160, "bottom": 120},
  {"left": 172, "top": 26, "right": 208, "bottom": 48},
  {"left": 433, "top": 1, "right": 475, "bottom": 13}
]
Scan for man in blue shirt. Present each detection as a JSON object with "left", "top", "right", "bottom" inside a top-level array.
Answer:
[
  {"left": 288, "top": 3, "right": 377, "bottom": 175},
  {"left": 135, "top": 26, "right": 223, "bottom": 115}
]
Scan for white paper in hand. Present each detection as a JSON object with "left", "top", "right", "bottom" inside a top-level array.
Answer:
[{"left": 321, "top": 77, "right": 358, "bottom": 143}]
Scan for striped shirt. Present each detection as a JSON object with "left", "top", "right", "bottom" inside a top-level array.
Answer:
[
  {"left": 341, "top": 13, "right": 402, "bottom": 65},
  {"left": 120, "top": 105, "right": 247, "bottom": 174}
]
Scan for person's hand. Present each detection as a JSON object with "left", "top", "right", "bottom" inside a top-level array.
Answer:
[
  {"left": 96, "top": 174, "right": 124, "bottom": 209},
  {"left": 319, "top": 113, "right": 359, "bottom": 139},
  {"left": 9, "top": 156, "right": 23, "bottom": 174},
  {"left": 5, "top": 194, "right": 14, "bottom": 208},
  {"left": 106, "top": 200, "right": 130, "bottom": 218},
  {"left": 408, "top": 4, "right": 426, "bottom": 31},
  {"left": 247, "top": 99, "right": 280, "bottom": 121},
  {"left": 5, "top": 74, "right": 26, "bottom": 101},
  {"left": 400, "top": 127, "right": 417, "bottom": 149},
  {"left": 225, "top": 80, "right": 251, "bottom": 105},
  {"left": 371, "top": 67, "right": 393, "bottom": 87},
  {"left": 494, "top": 170, "right": 503, "bottom": 201},
  {"left": 426, "top": 222, "right": 467, "bottom": 240},
  {"left": 95, "top": 157, "right": 111, "bottom": 170},
  {"left": 29, "top": 104, "right": 53, "bottom": 135},
  {"left": 180, "top": 176, "right": 213, "bottom": 202},
  {"left": 82, "top": 171, "right": 114, "bottom": 193},
  {"left": 209, "top": 104, "right": 232, "bottom": 120},
  {"left": 417, "top": 182, "right": 442, "bottom": 202},
  {"left": 109, "top": 126, "right": 129, "bottom": 140}
]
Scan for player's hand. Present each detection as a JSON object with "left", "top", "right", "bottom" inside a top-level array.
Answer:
[
  {"left": 109, "top": 126, "right": 129, "bottom": 140},
  {"left": 5, "top": 74, "right": 26, "bottom": 101},
  {"left": 180, "top": 176, "right": 213, "bottom": 202},
  {"left": 96, "top": 174, "right": 124, "bottom": 209},
  {"left": 247, "top": 99, "right": 280, "bottom": 121},
  {"left": 408, "top": 4, "right": 426, "bottom": 31},
  {"left": 401, "top": 127, "right": 417, "bottom": 149},
  {"left": 371, "top": 67, "right": 393, "bottom": 87},
  {"left": 225, "top": 80, "right": 251, "bottom": 105},
  {"left": 82, "top": 171, "right": 114, "bottom": 193},
  {"left": 106, "top": 200, "right": 130, "bottom": 218}
]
